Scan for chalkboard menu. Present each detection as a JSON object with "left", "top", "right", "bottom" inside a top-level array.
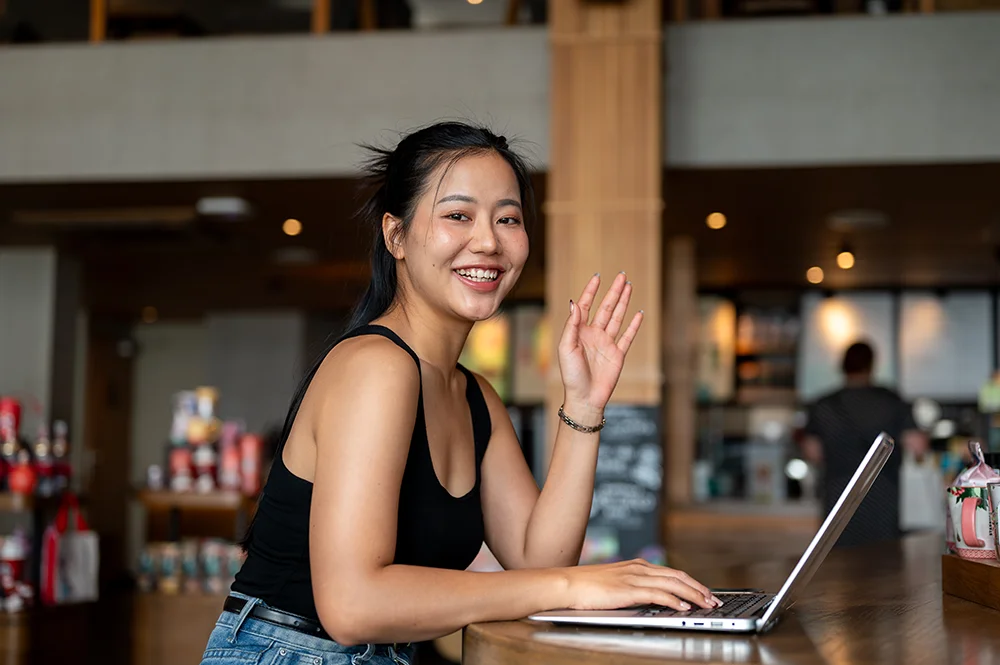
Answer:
[{"left": 583, "top": 405, "right": 662, "bottom": 563}]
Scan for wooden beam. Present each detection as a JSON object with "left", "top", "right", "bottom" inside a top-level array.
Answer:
[
  {"left": 311, "top": 0, "right": 331, "bottom": 34},
  {"left": 90, "top": 0, "right": 108, "bottom": 43},
  {"left": 359, "top": 0, "right": 377, "bottom": 31},
  {"left": 665, "top": 236, "right": 696, "bottom": 506},
  {"left": 673, "top": 0, "right": 688, "bottom": 22},
  {"left": 506, "top": 0, "right": 522, "bottom": 25}
]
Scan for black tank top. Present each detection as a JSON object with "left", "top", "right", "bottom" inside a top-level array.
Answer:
[{"left": 231, "top": 324, "right": 492, "bottom": 621}]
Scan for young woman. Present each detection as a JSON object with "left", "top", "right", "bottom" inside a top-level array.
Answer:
[{"left": 200, "top": 122, "right": 718, "bottom": 665}]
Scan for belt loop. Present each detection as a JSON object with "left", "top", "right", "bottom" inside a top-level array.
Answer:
[
  {"left": 350, "top": 644, "right": 375, "bottom": 665},
  {"left": 229, "top": 597, "right": 261, "bottom": 644},
  {"left": 388, "top": 645, "right": 410, "bottom": 665}
]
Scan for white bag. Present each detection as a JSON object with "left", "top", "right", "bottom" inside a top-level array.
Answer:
[
  {"left": 41, "top": 493, "right": 99, "bottom": 605},
  {"left": 899, "top": 451, "right": 945, "bottom": 533}
]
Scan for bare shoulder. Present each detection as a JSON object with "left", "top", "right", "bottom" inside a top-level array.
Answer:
[{"left": 309, "top": 335, "right": 421, "bottom": 409}]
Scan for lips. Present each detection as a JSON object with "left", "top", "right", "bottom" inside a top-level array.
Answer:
[{"left": 453, "top": 266, "right": 504, "bottom": 293}]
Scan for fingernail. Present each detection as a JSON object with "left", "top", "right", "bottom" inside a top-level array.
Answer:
[
  {"left": 619, "top": 270, "right": 626, "bottom": 275},
  {"left": 569, "top": 299, "right": 575, "bottom": 312},
  {"left": 594, "top": 272, "right": 600, "bottom": 277},
  {"left": 679, "top": 602, "right": 691, "bottom": 611},
  {"left": 639, "top": 309, "right": 644, "bottom": 314},
  {"left": 712, "top": 595, "right": 723, "bottom": 606},
  {"left": 625, "top": 280, "right": 632, "bottom": 286}
]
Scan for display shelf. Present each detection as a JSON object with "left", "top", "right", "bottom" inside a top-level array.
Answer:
[
  {"left": 138, "top": 489, "right": 251, "bottom": 512},
  {"left": 0, "top": 493, "right": 32, "bottom": 513},
  {"left": 133, "top": 591, "right": 229, "bottom": 665}
]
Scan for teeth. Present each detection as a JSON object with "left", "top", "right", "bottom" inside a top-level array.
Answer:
[{"left": 456, "top": 268, "right": 499, "bottom": 282}]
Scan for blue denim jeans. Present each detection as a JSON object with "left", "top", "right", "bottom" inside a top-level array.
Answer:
[{"left": 200, "top": 593, "right": 415, "bottom": 665}]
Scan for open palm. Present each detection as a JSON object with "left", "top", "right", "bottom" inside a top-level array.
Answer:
[{"left": 558, "top": 272, "right": 643, "bottom": 412}]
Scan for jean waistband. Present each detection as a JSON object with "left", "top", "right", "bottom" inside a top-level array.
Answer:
[{"left": 221, "top": 593, "right": 414, "bottom": 657}]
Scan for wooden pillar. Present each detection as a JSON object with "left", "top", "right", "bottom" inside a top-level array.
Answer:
[
  {"left": 546, "top": 0, "right": 663, "bottom": 419},
  {"left": 89, "top": 0, "right": 107, "bottom": 43},
  {"left": 665, "top": 236, "right": 695, "bottom": 506},
  {"left": 311, "top": 0, "right": 331, "bottom": 33}
]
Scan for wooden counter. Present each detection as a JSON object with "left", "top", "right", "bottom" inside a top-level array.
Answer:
[{"left": 464, "top": 533, "right": 1000, "bottom": 664}]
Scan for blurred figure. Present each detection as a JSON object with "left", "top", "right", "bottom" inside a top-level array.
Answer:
[{"left": 801, "top": 341, "right": 928, "bottom": 547}]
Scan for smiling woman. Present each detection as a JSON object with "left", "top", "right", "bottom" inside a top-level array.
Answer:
[{"left": 198, "top": 121, "right": 716, "bottom": 665}]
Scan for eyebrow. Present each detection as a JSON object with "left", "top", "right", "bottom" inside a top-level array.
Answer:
[{"left": 436, "top": 194, "right": 522, "bottom": 210}]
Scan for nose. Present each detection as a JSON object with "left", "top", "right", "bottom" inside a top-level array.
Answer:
[{"left": 470, "top": 217, "right": 499, "bottom": 254}]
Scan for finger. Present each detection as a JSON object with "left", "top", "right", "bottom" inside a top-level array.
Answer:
[
  {"left": 605, "top": 281, "right": 632, "bottom": 339},
  {"left": 645, "top": 567, "right": 718, "bottom": 607},
  {"left": 616, "top": 311, "right": 644, "bottom": 354},
  {"left": 634, "top": 590, "right": 690, "bottom": 613},
  {"left": 576, "top": 274, "right": 601, "bottom": 324},
  {"left": 558, "top": 297, "right": 582, "bottom": 353},
  {"left": 630, "top": 575, "right": 715, "bottom": 610},
  {"left": 591, "top": 272, "right": 628, "bottom": 330}
]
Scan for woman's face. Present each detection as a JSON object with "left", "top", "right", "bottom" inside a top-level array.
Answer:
[{"left": 391, "top": 151, "right": 529, "bottom": 323}]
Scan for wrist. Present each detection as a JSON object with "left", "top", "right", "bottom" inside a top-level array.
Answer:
[
  {"left": 547, "top": 568, "right": 574, "bottom": 609},
  {"left": 560, "top": 400, "right": 605, "bottom": 426}
]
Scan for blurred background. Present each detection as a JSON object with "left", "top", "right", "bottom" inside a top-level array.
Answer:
[{"left": 2, "top": 0, "right": 1000, "bottom": 662}]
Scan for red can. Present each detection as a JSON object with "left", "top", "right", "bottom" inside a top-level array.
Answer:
[
  {"left": 0, "top": 398, "right": 20, "bottom": 441},
  {"left": 239, "top": 434, "right": 262, "bottom": 496}
]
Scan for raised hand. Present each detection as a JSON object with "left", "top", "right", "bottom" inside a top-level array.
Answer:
[{"left": 557, "top": 272, "right": 643, "bottom": 419}]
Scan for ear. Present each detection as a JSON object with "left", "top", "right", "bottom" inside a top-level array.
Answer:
[{"left": 382, "top": 213, "right": 405, "bottom": 260}]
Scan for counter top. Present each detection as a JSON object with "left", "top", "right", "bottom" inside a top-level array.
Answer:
[{"left": 464, "top": 533, "right": 1000, "bottom": 664}]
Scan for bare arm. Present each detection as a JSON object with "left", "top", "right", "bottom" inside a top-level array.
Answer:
[
  {"left": 308, "top": 336, "right": 717, "bottom": 646},
  {"left": 478, "top": 376, "right": 605, "bottom": 570},
  {"left": 482, "top": 272, "right": 644, "bottom": 570}
]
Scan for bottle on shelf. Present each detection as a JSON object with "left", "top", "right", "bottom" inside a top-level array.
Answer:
[
  {"left": 8, "top": 449, "right": 36, "bottom": 497},
  {"left": 51, "top": 420, "right": 72, "bottom": 494},
  {"left": 33, "top": 424, "right": 55, "bottom": 498}
]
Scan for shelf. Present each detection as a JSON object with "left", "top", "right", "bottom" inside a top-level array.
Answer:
[
  {"left": 138, "top": 490, "right": 252, "bottom": 512},
  {"left": 0, "top": 493, "right": 33, "bottom": 513}
]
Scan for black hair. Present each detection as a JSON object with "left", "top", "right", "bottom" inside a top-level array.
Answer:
[
  {"left": 240, "top": 122, "right": 534, "bottom": 551},
  {"left": 346, "top": 121, "right": 535, "bottom": 330},
  {"left": 842, "top": 341, "right": 875, "bottom": 375}
]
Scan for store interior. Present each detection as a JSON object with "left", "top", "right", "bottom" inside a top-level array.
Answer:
[{"left": 2, "top": 155, "right": 1000, "bottom": 662}]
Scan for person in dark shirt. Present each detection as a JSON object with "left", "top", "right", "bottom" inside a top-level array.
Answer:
[{"left": 801, "top": 341, "right": 928, "bottom": 548}]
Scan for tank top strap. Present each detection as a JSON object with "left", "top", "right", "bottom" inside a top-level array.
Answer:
[
  {"left": 457, "top": 364, "right": 492, "bottom": 463},
  {"left": 341, "top": 324, "right": 422, "bottom": 376}
]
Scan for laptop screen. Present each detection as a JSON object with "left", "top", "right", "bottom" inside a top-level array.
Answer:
[{"left": 757, "top": 432, "right": 895, "bottom": 630}]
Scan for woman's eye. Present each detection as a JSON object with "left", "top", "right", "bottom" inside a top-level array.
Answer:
[
  {"left": 447, "top": 213, "right": 470, "bottom": 222},
  {"left": 498, "top": 216, "right": 522, "bottom": 226}
]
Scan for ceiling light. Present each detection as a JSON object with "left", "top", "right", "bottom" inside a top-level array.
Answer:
[
  {"left": 195, "top": 196, "right": 253, "bottom": 219},
  {"left": 706, "top": 212, "right": 726, "bottom": 230},
  {"left": 283, "top": 218, "right": 303, "bottom": 236},
  {"left": 806, "top": 266, "right": 824, "bottom": 284},
  {"left": 837, "top": 250, "right": 855, "bottom": 270},
  {"left": 467, "top": 0, "right": 483, "bottom": 4},
  {"left": 827, "top": 209, "right": 889, "bottom": 231}
]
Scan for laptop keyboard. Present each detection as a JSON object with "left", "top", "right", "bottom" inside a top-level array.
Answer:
[{"left": 636, "top": 593, "right": 768, "bottom": 618}]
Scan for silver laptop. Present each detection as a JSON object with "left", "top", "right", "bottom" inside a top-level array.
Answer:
[{"left": 528, "top": 432, "right": 895, "bottom": 634}]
